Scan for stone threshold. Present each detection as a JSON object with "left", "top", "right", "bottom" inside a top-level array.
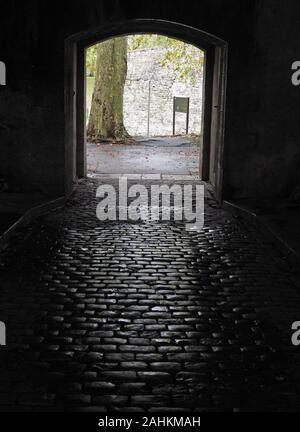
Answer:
[{"left": 87, "top": 173, "right": 201, "bottom": 181}]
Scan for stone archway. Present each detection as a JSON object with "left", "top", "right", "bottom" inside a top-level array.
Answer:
[{"left": 65, "top": 19, "right": 227, "bottom": 202}]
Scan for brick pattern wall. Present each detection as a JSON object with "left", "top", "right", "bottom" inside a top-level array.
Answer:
[{"left": 123, "top": 48, "right": 203, "bottom": 137}]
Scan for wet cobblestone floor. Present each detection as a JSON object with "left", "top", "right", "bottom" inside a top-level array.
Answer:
[{"left": 0, "top": 178, "right": 300, "bottom": 412}]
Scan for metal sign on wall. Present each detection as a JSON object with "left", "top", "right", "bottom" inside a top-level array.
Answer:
[
  {"left": 174, "top": 97, "right": 189, "bottom": 113},
  {"left": 173, "top": 96, "right": 190, "bottom": 135}
]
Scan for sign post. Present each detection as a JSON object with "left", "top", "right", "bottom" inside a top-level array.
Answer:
[
  {"left": 173, "top": 96, "right": 190, "bottom": 135},
  {"left": 147, "top": 80, "right": 151, "bottom": 137}
]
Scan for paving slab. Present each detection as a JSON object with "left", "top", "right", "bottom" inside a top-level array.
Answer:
[{"left": 87, "top": 139, "right": 199, "bottom": 175}]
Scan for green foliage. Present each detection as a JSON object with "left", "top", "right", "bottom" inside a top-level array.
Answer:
[
  {"left": 128, "top": 34, "right": 204, "bottom": 82},
  {"left": 86, "top": 34, "right": 204, "bottom": 82},
  {"left": 128, "top": 34, "right": 169, "bottom": 50},
  {"left": 86, "top": 45, "right": 98, "bottom": 77}
]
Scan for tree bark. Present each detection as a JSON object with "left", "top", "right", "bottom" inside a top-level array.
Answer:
[{"left": 87, "top": 37, "right": 129, "bottom": 141}]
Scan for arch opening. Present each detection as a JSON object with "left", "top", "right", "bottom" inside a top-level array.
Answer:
[{"left": 65, "top": 19, "right": 227, "bottom": 202}]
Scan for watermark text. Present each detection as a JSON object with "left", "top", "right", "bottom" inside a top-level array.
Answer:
[
  {"left": 96, "top": 178, "right": 205, "bottom": 232},
  {"left": 0, "top": 321, "right": 6, "bottom": 346},
  {"left": 291, "top": 61, "right": 300, "bottom": 86},
  {"left": 0, "top": 61, "right": 6, "bottom": 86}
]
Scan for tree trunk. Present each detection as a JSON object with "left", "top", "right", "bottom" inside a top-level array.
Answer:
[{"left": 87, "top": 37, "right": 129, "bottom": 142}]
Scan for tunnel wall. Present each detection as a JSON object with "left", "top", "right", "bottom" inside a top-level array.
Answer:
[{"left": 0, "top": 0, "right": 299, "bottom": 201}]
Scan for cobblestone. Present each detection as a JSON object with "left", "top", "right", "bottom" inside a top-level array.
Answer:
[{"left": 0, "top": 178, "right": 300, "bottom": 411}]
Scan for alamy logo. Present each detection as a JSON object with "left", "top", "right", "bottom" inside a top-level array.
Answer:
[
  {"left": 291, "top": 321, "right": 300, "bottom": 346},
  {"left": 0, "top": 322, "right": 6, "bottom": 346},
  {"left": 96, "top": 178, "right": 205, "bottom": 232},
  {"left": 291, "top": 61, "right": 300, "bottom": 86},
  {"left": 0, "top": 61, "right": 6, "bottom": 86}
]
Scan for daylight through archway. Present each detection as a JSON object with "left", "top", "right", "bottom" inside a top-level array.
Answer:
[{"left": 85, "top": 34, "right": 205, "bottom": 176}]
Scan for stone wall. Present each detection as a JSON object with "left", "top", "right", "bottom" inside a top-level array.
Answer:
[
  {"left": 1, "top": 0, "right": 300, "bottom": 203},
  {"left": 123, "top": 48, "right": 203, "bottom": 136}
]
